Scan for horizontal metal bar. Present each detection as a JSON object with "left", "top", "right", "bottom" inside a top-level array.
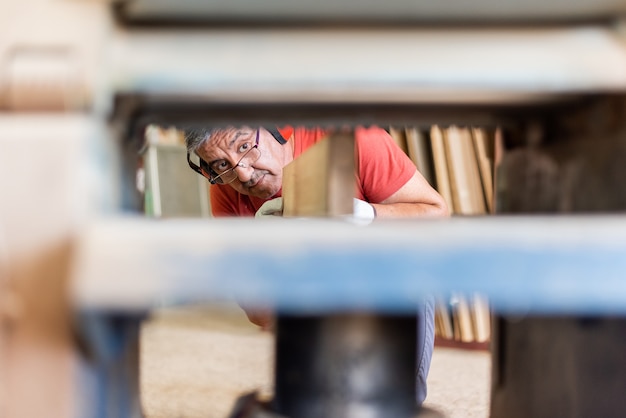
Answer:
[
  {"left": 71, "top": 215, "right": 626, "bottom": 314},
  {"left": 109, "top": 25, "right": 626, "bottom": 103},
  {"left": 116, "top": 0, "right": 626, "bottom": 25}
]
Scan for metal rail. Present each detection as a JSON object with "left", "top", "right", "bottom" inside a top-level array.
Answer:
[{"left": 72, "top": 215, "right": 626, "bottom": 315}]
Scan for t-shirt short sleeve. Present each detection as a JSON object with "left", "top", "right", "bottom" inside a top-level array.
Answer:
[
  {"left": 355, "top": 126, "right": 417, "bottom": 203},
  {"left": 210, "top": 184, "right": 266, "bottom": 217}
]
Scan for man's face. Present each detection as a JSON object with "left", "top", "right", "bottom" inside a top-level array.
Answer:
[{"left": 196, "top": 127, "right": 285, "bottom": 199}]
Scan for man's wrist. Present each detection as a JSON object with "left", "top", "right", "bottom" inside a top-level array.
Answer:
[{"left": 370, "top": 203, "right": 377, "bottom": 219}]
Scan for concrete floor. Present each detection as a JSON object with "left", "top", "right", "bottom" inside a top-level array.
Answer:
[{"left": 140, "top": 304, "right": 491, "bottom": 418}]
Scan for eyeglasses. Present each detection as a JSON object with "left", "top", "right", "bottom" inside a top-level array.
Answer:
[{"left": 187, "top": 129, "right": 260, "bottom": 185}]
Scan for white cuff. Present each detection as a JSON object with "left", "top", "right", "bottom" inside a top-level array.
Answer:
[{"left": 350, "top": 198, "right": 376, "bottom": 226}]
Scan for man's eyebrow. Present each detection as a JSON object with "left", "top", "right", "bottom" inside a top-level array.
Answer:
[
  {"left": 228, "top": 130, "right": 250, "bottom": 148},
  {"left": 206, "top": 130, "right": 251, "bottom": 166}
]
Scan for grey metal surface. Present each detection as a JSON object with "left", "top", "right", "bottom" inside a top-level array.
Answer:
[
  {"left": 108, "top": 26, "right": 626, "bottom": 103},
  {"left": 71, "top": 215, "right": 626, "bottom": 314},
  {"left": 4, "top": 2, "right": 626, "bottom": 108}
]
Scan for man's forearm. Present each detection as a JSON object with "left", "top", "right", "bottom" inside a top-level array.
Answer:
[{"left": 371, "top": 201, "right": 450, "bottom": 219}]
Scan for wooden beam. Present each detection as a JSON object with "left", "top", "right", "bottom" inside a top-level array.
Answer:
[
  {"left": 282, "top": 132, "right": 355, "bottom": 218},
  {"left": 0, "top": 117, "right": 82, "bottom": 418},
  {"left": 0, "top": 116, "right": 142, "bottom": 418}
]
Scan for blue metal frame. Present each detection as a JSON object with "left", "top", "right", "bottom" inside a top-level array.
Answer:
[{"left": 73, "top": 215, "right": 626, "bottom": 315}]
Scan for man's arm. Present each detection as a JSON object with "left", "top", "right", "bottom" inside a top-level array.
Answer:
[
  {"left": 353, "top": 126, "right": 448, "bottom": 219},
  {"left": 371, "top": 170, "right": 450, "bottom": 218}
]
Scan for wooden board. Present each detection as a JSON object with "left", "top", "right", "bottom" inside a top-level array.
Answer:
[
  {"left": 0, "top": 117, "right": 80, "bottom": 418},
  {"left": 429, "top": 126, "right": 454, "bottom": 214},
  {"left": 388, "top": 126, "right": 408, "bottom": 155},
  {"left": 471, "top": 128, "right": 495, "bottom": 214},
  {"left": 0, "top": 116, "right": 142, "bottom": 418},
  {"left": 444, "top": 126, "right": 487, "bottom": 215},
  {"left": 282, "top": 132, "right": 355, "bottom": 218},
  {"left": 405, "top": 127, "right": 435, "bottom": 187}
]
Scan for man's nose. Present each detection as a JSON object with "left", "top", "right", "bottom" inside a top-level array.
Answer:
[{"left": 233, "top": 163, "right": 253, "bottom": 182}]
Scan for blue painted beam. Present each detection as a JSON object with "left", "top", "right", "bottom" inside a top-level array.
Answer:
[{"left": 72, "top": 215, "right": 626, "bottom": 315}]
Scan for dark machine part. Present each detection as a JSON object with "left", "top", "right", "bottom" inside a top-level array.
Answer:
[
  {"left": 229, "top": 391, "right": 445, "bottom": 418},
  {"left": 491, "top": 96, "right": 626, "bottom": 418},
  {"left": 274, "top": 313, "right": 419, "bottom": 418},
  {"left": 229, "top": 313, "right": 444, "bottom": 418},
  {"left": 491, "top": 316, "right": 626, "bottom": 418}
]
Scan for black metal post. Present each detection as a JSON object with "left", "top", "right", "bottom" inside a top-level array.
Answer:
[{"left": 272, "top": 312, "right": 418, "bottom": 418}]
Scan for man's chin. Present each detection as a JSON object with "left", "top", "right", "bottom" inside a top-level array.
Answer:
[{"left": 248, "top": 176, "right": 280, "bottom": 199}]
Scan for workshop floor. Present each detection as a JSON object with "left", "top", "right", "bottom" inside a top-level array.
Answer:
[{"left": 140, "top": 304, "right": 491, "bottom": 418}]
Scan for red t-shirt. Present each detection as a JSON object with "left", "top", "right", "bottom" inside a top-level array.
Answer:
[{"left": 210, "top": 126, "right": 417, "bottom": 217}]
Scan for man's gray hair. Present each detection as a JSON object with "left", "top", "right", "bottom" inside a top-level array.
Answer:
[{"left": 184, "top": 128, "right": 213, "bottom": 155}]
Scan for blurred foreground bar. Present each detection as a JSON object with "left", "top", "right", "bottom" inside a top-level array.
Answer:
[{"left": 72, "top": 215, "right": 626, "bottom": 315}]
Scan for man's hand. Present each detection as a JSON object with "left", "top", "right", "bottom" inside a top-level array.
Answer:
[
  {"left": 241, "top": 306, "right": 275, "bottom": 332},
  {"left": 255, "top": 197, "right": 283, "bottom": 217}
]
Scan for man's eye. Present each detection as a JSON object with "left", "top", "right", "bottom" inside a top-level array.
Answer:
[
  {"left": 238, "top": 142, "right": 251, "bottom": 153},
  {"left": 212, "top": 161, "right": 230, "bottom": 173}
]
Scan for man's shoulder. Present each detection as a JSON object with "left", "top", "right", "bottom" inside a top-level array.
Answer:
[
  {"left": 297, "top": 127, "right": 328, "bottom": 142},
  {"left": 294, "top": 127, "right": 328, "bottom": 156},
  {"left": 355, "top": 126, "right": 391, "bottom": 138},
  {"left": 294, "top": 126, "right": 393, "bottom": 157}
]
